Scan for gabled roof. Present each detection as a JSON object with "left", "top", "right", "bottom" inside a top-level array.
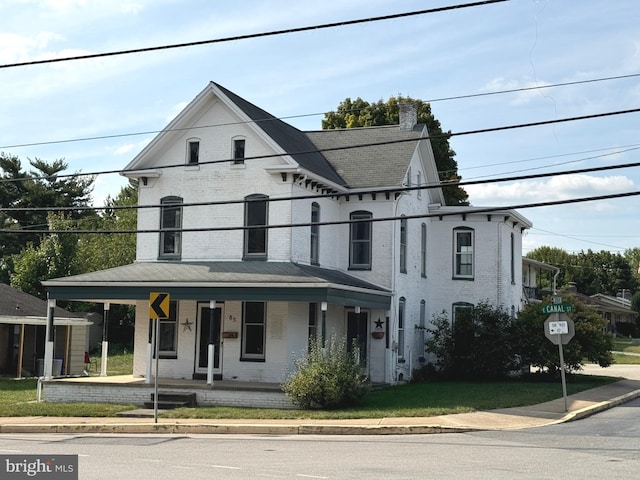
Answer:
[
  {"left": 306, "top": 124, "right": 426, "bottom": 189},
  {"left": 213, "top": 83, "right": 345, "bottom": 186}
]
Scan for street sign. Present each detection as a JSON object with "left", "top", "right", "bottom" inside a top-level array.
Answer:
[
  {"left": 541, "top": 303, "right": 573, "bottom": 314},
  {"left": 548, "top": 321, "right": 568, "bottom": 335},
  {"left": 149, "top": 292, "right": 170, "bottom": 319},
  {"left": 544, "top": 313, "right": 575, "bottom": 345}
]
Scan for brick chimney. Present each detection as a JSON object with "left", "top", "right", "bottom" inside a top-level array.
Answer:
[{"left": 399, "top": 102, "right": 417, "bottom": 131}]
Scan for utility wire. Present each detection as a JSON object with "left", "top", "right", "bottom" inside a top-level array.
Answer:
[
  {"left": 3, "top": 71, "right": 638, "bottom": 151},
  {"left": 2, "top": 189, "right": 638, "bottom": 235},
  {"left": 2, "top": 106, "right": 639, "bottom": 185},
  {"left": 0, "top": 1, "right": 507, "bottom": 70},
  {"left": 2, "top": 158, "right": 640, "bottom": 213}
]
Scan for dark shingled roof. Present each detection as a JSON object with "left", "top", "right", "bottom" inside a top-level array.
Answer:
[
  {"left": 0, "top": 283, "right": 83, "bottom": 318},
  {"left": 306, "top": 124, "right": 425, "bottom": 188},
  {"left": 213, "top": 82, "right": 345, "bottom": 186},
  {"left": 44, "top": 261, "right": 389, "bottom": 293}
]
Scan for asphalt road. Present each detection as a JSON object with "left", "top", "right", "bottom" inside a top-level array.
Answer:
[{"left": 2, "top": 397, "right": 639, "bottom": 480}]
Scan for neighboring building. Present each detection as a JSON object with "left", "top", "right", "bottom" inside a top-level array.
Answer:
[
  {"left": 522, "top": 257, "right": 560, "bottom": 303},
  {"left": 43, "top": 82, "right": 532, "bottom": 387},
  {"left": 561, "top": 283, "right": 638, "bottom": 333},
  {"left": 0, "top": 283, "right": 90, "bottom": 377}
]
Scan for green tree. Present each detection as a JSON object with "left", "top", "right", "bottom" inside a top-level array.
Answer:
[
  {"left": 322, "top": 96, "right": 469, "bottom": 206},
  {"left": 76, "top": 181, "right": 137, "bottom": 272},
  {"left": 10, "top": 213, "right": 79, "bottom": 299},
  {"left": 0, "top": 153, "right": 95, "bottom": 283},
  {"left": 517, "top": 294, "right": 613, "bottom": 372}
]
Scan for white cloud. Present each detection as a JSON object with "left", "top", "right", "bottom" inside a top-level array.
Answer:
[{"left": 467, "top": 174, "right": 635, "bottom": 205}]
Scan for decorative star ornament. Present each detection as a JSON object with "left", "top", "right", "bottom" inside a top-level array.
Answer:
[
  {"left": 374, "top": 318, "right": 384, "bottom": 329},
  {"left": 181, "top": 318, "right": 193, "bottom": 332}
]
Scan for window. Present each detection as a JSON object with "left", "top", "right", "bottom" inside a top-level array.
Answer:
[
  {"left": 399, "top": 216, "right": 407, "bottom": 273},
  {"left": 242, "top": 302, "right": 265, "bottom": 360},
  {"left": 308, "top": 303, "right": 317, "bottom": 349},
  {"left": 233, "top": 138, "right": 245, "bottom": 165},
  {"left": 244, "top": 194, "right": 268, "bottom": 259},
  {"left": 397, "top": 297, "right": 405, "bottom": 361},
  {"left": 419, "top": 300, "right": 426, "bottom": 356},
  {"left": 187, "top": 140, "right": 199, "bottom": 165},
  {"left": 510, "top": 233, "right": 515, "bottom": 284},
  {"left": 349, "top": 211, "right": 372, "bottom": 270},
  {"left": 454, "top": 227, "right": 474, "bottom": 278},
  {"left": 159, "top": 301, "right": 178, "bottom": 358},
  {"left": 310, "top": 202, "right": 320, "bottom": 265},
  {"left": 452, "top": 302, "right": 474, "bottom": 327},
  {"left": 420, "top": 223, "right": 427, "bottom": 277},
  {"left": 159, "top": 196, "right": 182, "bottom": 259}
]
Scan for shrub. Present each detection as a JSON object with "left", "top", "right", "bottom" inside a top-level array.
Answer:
[
  {"left": 282, "top": 335, "right": 368, "bottom": 409},
  {"left": 615, "top": 322, "right": 639, "bottom": 338}
]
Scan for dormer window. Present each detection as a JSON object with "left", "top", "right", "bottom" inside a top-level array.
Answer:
[
  {"left": 187, "top": 140, "right": 199, "bottom": 165},
  {"left": 233, "top": 138, "right": 246, "bottom": 165}
]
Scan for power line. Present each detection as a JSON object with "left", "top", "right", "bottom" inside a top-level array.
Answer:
[
  {"left": 2, "top": 158, "right": 640, "bottom": 214},
  {"left": 3, "top": 71, "right": 639, "bottom": 152},
  {"left": 2, "top": 106, "right": 639, "bottom": 186},
  {"left": 3, "top": 190, "right": 639, "bottom": 235},
  {"left": 0, "top": 1, "right": 508, "bottom": 70}
]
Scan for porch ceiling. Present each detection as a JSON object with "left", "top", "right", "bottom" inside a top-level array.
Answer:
[{"left": 42, "top": 261, "right": 392, "bottom": 309}]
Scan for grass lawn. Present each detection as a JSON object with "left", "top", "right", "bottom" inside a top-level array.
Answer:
[
  {"left": 612, "top": 337, "right": 640, "bottom": 355},
  {"left": 0, "top": 349, "right": 620, "bottom": 419}
]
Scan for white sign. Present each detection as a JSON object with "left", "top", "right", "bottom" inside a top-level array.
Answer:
[{"left": 549, "top": 321, "right": 569, "bottom": 335}]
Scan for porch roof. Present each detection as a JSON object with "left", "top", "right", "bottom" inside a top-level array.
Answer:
[{"left": 43, "top": 261, "right": 392, "bottom": 309}]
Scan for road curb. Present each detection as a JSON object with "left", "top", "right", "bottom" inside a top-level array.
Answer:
[{"left": 559, "top": 388, "right": 640, "bottom": 424}]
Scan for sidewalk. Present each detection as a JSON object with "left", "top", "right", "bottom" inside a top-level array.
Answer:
[{"left": 2, "top": 365, "right": 639, "bottom": 435}]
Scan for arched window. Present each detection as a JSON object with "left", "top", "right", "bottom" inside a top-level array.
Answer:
[
  {"left": 159, "top": 196, "right": 182, "bottom": 259},
  {"left": 310, "top": 202, "right": 320, "bottom": 265},
  {"left": 399, "top": 216, "right": 407, "bottom": 274},
  {"left": 349, "top": 210, "right": 372, "bottom": 270},
  {"left": 244, "top": 194, "right": 268, "bottom": 259}
]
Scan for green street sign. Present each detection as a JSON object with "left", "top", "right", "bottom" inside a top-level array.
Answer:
[{"left": 541, "top": 303, "right": 573, "bottom": 314}]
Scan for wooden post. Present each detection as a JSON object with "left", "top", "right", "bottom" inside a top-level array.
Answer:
[{"left": 16, "top": 324, "right": 25, "bottom": 379}]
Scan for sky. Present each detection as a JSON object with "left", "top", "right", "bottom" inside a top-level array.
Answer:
[{"left": 1, "top": 0, "right": 639, "bottom": 256}]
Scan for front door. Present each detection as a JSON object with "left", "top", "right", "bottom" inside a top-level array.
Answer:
[
  {"left": 196, "top": 304, "right": 222, "bottom": 376},
  {"left": 347, "top": 310, "right": 368, "bottom": 367}
]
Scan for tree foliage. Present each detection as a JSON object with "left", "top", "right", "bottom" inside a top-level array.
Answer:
[
  {"left": 76, "top": 181, "right": 138, "bottom": 272},
  {"left": 424, "top": 297, "right": 613, "bottom": 379},
  {"left": 528, "top": 246, "right": 638, "bottom": 297},
  {"left": 0, "top": 153, "right": 95, "bottom": 283},
  {"left": 322, "top": 96, "right": 469, "bottom": 206}
]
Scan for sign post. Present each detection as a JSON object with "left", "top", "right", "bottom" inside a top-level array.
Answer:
[
  {"left": 543, "top": 304, "right": 575, "bottom": 412},
  {"left": 149, "top": 292, "right": 170, "bottom": 424}
]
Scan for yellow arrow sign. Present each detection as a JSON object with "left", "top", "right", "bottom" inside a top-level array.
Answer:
[{"left": 149, "top": 292, "right": 170, "bottom": 319}]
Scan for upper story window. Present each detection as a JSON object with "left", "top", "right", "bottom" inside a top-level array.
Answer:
[
  {"left": 421, "top": 223, "right": 427, "bottom": 277},
  {"left": 399, "top": 216, "right": 407, "bottom": 274},
  {"left": 453, "top": 227, "right": 474, "bottom": 279},
  {"left": 233, "top": 138, "right": 246, "bottom": 165},
  {"left": 187, "top": 139, "right": 200, "bottom": 165},
  {"left": 510, "top": 232, "right": 515, "bottom": 284},
  {"left": 244, "top": 194, "right": 268, "bottom": 259},
  {"left": 159, "top": 196, "right": 182, "bottom": 259},
  {"left": 349, "top": 210, "right": 372, "bottom": 270},
  {"left": 310, "top": 202, "right": 320, "bottom": 265}
]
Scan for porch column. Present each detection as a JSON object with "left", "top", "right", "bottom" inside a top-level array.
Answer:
[
  {"left": 43, "top": 298, "right": 56, "bottom": 380},
  {"left": 146, "top": 319, "right": 153, "bottom": 383},
  {"left": 16, "top": 324, "right": 25, "bottom": 379},
  {"left": 207, "top": 300, "right": 215, "bottom": 385},
  {"left": 321, "top": 302, "right": 327, "bottom": 348},
  {"left": 100, "top": 302, "right": 110, "bottom": 376},
  {"left": 355, "top": 306, "right": 361, "bottom": 365}
]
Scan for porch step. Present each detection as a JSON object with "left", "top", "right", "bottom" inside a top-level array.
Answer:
[{"left": 143, "top": 391, "right": 197, "bottom": 410}]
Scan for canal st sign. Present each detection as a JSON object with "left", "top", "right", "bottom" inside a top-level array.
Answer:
[{"left": 541, "top": 302, "right": 573, "bottom": 314}]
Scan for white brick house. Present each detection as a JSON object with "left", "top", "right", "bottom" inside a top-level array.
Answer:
[{"left": 44, "top": 82, "right": 532, "bottom": 386}]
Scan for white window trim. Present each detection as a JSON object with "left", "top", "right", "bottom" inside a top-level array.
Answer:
[{"left": 453, "top": 227, "right": 474, "bottom": 279}]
